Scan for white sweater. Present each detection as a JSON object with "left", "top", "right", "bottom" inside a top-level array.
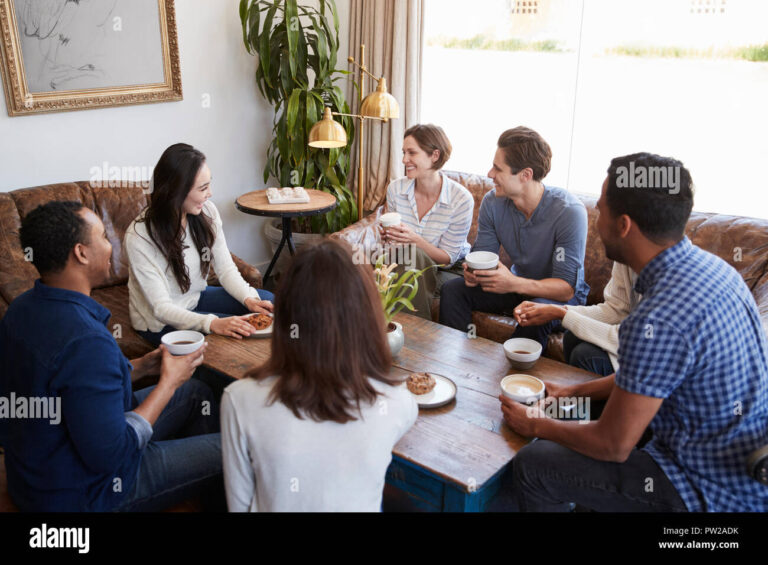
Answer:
[
  {"left": 562, "top": 262, "right": 641, "bottom": 371},
  {"left": 220, "top": 376, "right": 418, "bottom": 512},
  {"left": 125, "top": 200, "right": 261, "bottom": 334}
]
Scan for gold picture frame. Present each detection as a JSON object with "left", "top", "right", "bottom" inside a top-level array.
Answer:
[{"left": 0, "top": 0, "right": 182, "bottom": 117}]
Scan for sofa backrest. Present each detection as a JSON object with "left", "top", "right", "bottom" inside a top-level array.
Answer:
[
  {"left": 443, "top": 171, "right": 768, "bottom": 333},
  {"left": 0, "top": 182, "right": 149, "bottom": 306}
]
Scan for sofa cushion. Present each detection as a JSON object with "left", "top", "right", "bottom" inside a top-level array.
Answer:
[
  {"left": 90, "top": 182, "right": 150, "bottom": 287},
  {"left": 0, "top": 193, "right": 40, "bottom": 305},
  {"left": 91, "top": 285, "right": 154, "bottom": 360}
]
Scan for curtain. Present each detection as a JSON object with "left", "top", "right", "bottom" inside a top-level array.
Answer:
[{"left": 347, "top": 0, "right": 424, "bottom": 215}]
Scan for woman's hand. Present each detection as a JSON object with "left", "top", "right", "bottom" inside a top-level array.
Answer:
[
  {"left": 244, "top": 297, "right": 274, "bottom": 315},
  {"left": 514, "top": 302, "right": 567, "bottom": 327},
  {"left": 210, "top": 316, "right": 256, "bottom": 339},
  {"left": 383, "top": 223, "right": 422, "bottom": 246}
]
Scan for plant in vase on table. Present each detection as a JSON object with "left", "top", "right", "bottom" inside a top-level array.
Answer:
[{"left": 374, "top": 256, "right": 434, "bottom": 357}]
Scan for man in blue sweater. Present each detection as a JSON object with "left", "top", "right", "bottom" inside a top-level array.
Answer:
[
  {"left": 0, "top": 201, "right": 222, "bottom": 511},
  {"left": 440, "top": 127, "right": 589, "bottom": 346}
]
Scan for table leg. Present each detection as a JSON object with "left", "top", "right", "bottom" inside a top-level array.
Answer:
[{"left": 263, "top": 217, "right": 296, "bottom": 283}]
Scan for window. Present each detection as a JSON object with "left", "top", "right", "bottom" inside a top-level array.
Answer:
[{"left": 423, "top": 0, "right": 768, "bottom": 218}]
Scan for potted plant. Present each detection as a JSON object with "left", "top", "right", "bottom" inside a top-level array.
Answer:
[
  {"left": 239, "top": 0, "right": 357, "bottom": 237},
  {"left": 374, "top": 256, "right": 435, "bottom": 357}
]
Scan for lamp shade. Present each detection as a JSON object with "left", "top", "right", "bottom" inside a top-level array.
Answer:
[
  {"left": 360, "top": 78, "right": 400, "bottom": 120},
  {"left": 308, "top": 107, "right": 348, "bottom": 148}
]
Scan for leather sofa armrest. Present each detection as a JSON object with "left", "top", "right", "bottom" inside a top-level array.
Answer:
[
  {"left": 207, "top": 254, "right": 263, "bottom": 290},
  {"left": 331, "top": 206, "right": 385, "bottom": 251}
]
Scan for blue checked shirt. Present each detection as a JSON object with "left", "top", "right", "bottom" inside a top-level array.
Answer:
[{"left": 616, "top": 238, "right": 768, "bottom": 512}]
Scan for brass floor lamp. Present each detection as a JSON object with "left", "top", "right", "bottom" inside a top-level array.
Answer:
[{"left": 309, "top": 44, "right": 400, "bottom": 221}]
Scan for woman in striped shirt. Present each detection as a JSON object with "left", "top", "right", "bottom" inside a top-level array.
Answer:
[{"left": 382, "top": 124, "right": 474, "bottom": 320}]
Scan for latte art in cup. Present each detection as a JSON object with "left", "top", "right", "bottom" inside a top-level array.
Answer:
[{"left": 501, "top": 374, "right": 546, "bottom": 405}]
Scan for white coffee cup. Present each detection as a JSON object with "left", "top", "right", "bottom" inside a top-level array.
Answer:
[
  {"left": 161, "top": 331, "right": 205, "bottom": 356},
  {"left": 503, "top": 338, "right": 543, "bottom": 370},
  {"left": 380, "top": 212, "right": 402, "bottom": 228},
  {"left": 500, "top": 374, "right": 546, "bottom": 405},
  {"left": 465, "top": 251, "right": 500, "bottom": 272}
]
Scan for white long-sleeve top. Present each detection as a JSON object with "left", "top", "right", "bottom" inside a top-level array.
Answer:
[
  {"left": 220, "top": 376, "right": 418, "bottom": 512},
  {"left": 125, "top": 200, "right": 260, "bottom": 334},
  {"left": 562, "top": 262, "right": 641, "bottom": 371}
]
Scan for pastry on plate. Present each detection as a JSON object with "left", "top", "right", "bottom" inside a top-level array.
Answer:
[
  {"left": 247, "top": 313, "right": 273, "bottom": 331},
  {"left": 407, "top": 372, "right": 436, "bottom": 395}
]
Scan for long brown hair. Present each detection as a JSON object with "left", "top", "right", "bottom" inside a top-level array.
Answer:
[
  {"left": 140, "top": 143, "right": 215, "bottom": 293},
  {"left": 246, "top": 239, "right": 397, "bottom": 423}
]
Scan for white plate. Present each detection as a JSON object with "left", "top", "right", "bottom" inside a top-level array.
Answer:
[
  {"left": 245, "top": 313, "right": 274, "bottom": 338},
  {"left": 408, "top": 373, "right": 457, "bottom": 409}
]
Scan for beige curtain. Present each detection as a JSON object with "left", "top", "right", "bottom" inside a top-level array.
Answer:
[{"left": 347, "top": 0, "right": 424, "bottom": 215}]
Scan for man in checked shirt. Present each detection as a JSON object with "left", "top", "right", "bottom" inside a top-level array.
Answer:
[{"left": 497, "top": 153, "right": 768, "bottom": 512}]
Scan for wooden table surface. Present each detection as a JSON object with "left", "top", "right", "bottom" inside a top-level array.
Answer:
[
  {"left": 236, "top": 189, "right": 337, "bottom": 216},
  {"left": 202, "top": 312, "right": 602, "bottom": 493}
]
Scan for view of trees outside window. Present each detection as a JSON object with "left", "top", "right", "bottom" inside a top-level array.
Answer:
[{"left": 423, "top": 0, "right": 768, "bottom": 218}]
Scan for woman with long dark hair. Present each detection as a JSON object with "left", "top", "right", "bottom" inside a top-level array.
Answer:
[
  {"left": 220, "top": 239, "right": 417, "bottom": 512},
  {"left": 125, "top": 143, "right": 274, "bottom": 344}
]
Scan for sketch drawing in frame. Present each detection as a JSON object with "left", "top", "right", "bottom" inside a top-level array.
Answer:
[{"left": 0, "top": 0, "right": 182, "bottom": 117}]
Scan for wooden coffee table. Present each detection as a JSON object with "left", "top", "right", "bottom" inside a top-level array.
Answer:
[{"left": 202, "top": 313, "right": 602, "bottom": 512}]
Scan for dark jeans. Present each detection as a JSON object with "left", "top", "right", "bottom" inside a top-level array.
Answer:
[
  {"left": 490, "top": 439, "right": 688, "bottom": 512},
  {"left": 439, "top": 277, "right": 577, "bottom": 348},
  {"left": 115, "top": 379, "right": 224, "bottom": 512},
  {"left": 563, "top": 331, "right": 615, "bottom": 376}
]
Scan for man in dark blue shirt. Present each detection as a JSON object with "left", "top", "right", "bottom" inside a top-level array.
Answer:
[
  {"left": 440, "top": 127, "right": 589, "bottom": 347},
  {"left": 0, "top": 201, "right": 222, "bottom": 511}
]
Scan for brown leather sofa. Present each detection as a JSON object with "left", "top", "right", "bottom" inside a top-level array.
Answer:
[
  {"left": 0, "top": 181, "right": 263, "bottom": 512},
  {"left": 333, "top": 170, "right": 768, "bottom": 355}
]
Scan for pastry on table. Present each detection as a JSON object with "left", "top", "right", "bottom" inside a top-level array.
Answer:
[{"left": 407, "top": 372, "right": 436, "bottom": 395}]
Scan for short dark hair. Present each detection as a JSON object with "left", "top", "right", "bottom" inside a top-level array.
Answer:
[
  {"left": 404, "top": 124, "right": 452, "bottom": 169},
  {"left": 497, "top": 126, "right": 552, "bottom": 181},
  {"left": 605, "top": 153, "right": 694, "bottom": 244},
  {"left": 246, "top": 239, "right": 397, "bottom": 424},
  {"left": 19, "top": 201, "right": 89, "bottom": 275}
]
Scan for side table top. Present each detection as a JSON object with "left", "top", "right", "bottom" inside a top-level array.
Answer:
[{"left": 236, "top": 189, "right": 338, "bottom": 218}]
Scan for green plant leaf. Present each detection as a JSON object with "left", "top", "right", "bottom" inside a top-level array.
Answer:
[
  {"left": 259, "top": 3, "right": 278, "bottom": 89},
  {"left": 286, "top": 88, "right": 301, "bottom": 132},
  {"left": 285, "top": 0, "right": 299, "bottom": 78}
]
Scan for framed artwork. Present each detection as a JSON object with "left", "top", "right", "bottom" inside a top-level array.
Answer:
[{"left": 0, "top": 0, "right": 182, "bottom": 117}]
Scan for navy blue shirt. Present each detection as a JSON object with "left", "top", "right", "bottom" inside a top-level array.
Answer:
[
  {"left": 473, "top": 186, "right": 590, "bottom": 304},
  {"left": 0, "top": 281, "right": 150, "bottom": 511}
]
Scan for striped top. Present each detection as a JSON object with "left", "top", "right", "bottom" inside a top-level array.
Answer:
[{"left": 385, "top": 173, "right": 474, "bottom": 265}]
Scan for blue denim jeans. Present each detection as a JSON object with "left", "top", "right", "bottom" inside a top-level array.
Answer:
[
  {"left": 563, "top": 330, "right": 615, "bottom": 376},
  {"left": 439, "top": 278, "right": 578, "bottom": 349},
  {"left": 488, "top": 439, "right": 687, "bottom": 512},
  {"left": 137, "top": 286, "right": 275, "bottom": 347},
  {"left": 114, "top": 379, "right": 224, "bottom": 512}
]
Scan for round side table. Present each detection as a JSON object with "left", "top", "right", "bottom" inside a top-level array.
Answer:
[{"left": 235, "top": 189, "right": 337, "bottom": 284}]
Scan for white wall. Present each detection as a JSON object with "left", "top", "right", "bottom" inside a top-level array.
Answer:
[{"left": 0, "top": 0, "right": 351, "bottom": 268}]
